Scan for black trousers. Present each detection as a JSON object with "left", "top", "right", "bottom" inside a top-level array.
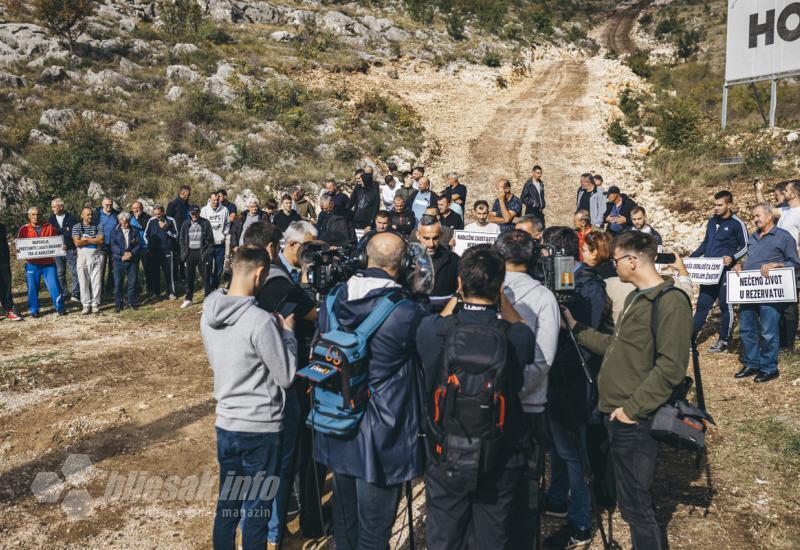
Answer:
[
  {"left": 511, "top": 412, "right": 548, "bottom": 550},
  {"left": 605, "top": 416, "right": 663, "bottom": 550},
  {"left": 425, "top": 461, "right": 523, "bottom": 549},
  {"left": 148, "top": 250, "right": 176, "bottom": 296},
  {"left": 0, "top": 263, "right": 14, "bottom": 311},
  {"left": 184, "top": 249, "right": 209, "bottom": 301},
  {"left": 100, "top": 249, "right": 115, "bottom": 296}
]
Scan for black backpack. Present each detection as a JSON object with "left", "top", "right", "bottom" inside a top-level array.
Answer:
[{"left": 426, "top": 314, "right": 517, "bottom": 489}]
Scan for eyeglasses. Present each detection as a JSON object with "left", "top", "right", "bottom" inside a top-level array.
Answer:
[{"left": 612, "top": 254, "right": 637, "bottom": 266}]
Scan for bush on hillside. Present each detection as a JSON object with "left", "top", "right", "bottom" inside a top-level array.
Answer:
[
  {"left": 482, "top": 50, "right": 501, "bottom": 67},
  {"left": 619, "top": 88, "right": 644, "bottom": 125},
  {"left": 627, "top": 49, "right": 652, "bottom": 78},
  {"left": 655, "top": 100, "right": 701, "bottom": 150},
  {"left": 743, "top": 140, "right": 775, "bottom": 176},
  {"left": 676, "top": 29, "right": 701, "bottom": 59},
  {"left": 607, "top": 120, "right": 630, "bottom": 146}
]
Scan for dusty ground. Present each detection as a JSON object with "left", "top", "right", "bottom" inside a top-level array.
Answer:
[{"left": 1, "top": 3, "right": 799, "bottom": 549}]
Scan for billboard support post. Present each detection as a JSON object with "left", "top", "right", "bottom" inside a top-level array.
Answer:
[
  {"left": 769, "top": 79, "right": 777, "bottom": 127},
  {"left": 722, "top": 85, "right": 729, "bottom": 129}
]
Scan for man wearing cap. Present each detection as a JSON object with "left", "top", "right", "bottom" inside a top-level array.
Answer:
[
  {"left": 179, "top": 205, "right": 214, "bottom": 308},
  {"left": 603, "top": 186, "right": 638, "bottom": 235}
]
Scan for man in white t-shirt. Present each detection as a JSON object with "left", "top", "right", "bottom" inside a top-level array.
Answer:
[
  {"left": 381, "top": 175, "right": 398, "bottom": 211},
  {"left": 463, "top": 200, "right": 501, "bottom": 234}
]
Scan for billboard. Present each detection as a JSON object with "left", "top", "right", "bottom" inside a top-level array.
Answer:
[{"left": 725, "top": 0, "right": 800, "bottom": 83}]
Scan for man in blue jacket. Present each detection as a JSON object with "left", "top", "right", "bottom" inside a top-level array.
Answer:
[
  {"left": 110, "top": 213, "right": 142, "bottom": 312},
  {"left": 690, "top": 191, "right": 748, "bottom": 353},
  {"left": 314, "top": 231, "right": 425, "bottom": 550},
  {"left": 93, "top": 197, "right": 120, "bottom": 296}
]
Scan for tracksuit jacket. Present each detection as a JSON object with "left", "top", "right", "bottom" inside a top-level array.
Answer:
[
  {"left": 690, "top": 214, "right": 749, "bottom": 263},
  {"left": 144, "top": 216, "right": 179, "bottom": 254},
  {"left": 17, "top": 223, "right": 58, "bottom": 265}
]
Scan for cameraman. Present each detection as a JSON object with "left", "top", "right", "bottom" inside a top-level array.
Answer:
[
  {"left": 495, "top": 230, "right": 560, "bottom": 548},
  {"left": 416, "top": 245, "right": 534, "bottom": 548},
  {"left": 314, "top": 232, "right": 426, "bottom": 550},
  {"left": 241, "top": 221, "right": 325, "bottom": 543},
  {"left": 563, "top": 231, "right": 692, "bottom": 550},
  {"left": 543, "top": 226, "right": 611, "bottom": 549}
]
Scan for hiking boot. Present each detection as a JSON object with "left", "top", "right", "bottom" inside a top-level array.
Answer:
[
  {"left": 5, "top": 311, "right": 22, "bottom": 321},
  {"left": 544, "top": 523, "right": 592, "bottom": 549},
  {"left": 707, "top": 340, "right": 728, "bottom": 353},
  {"left": 543, "top": 497, "right": 568, "bottom": 519}
]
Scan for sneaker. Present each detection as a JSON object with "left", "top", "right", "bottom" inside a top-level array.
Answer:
[
  {"left": 70, "top": 296, "right": 81, "bottom": 303},
  {"left": 708, "top": 340, "right": 728, "bottom": 353},
  {"left": 544, "top": 523, "right": 592, "bottom": 549},
  {"left": 543, "top": 498, "right": 569, "bottom": 519},
  {"left": 5, "top": 311, "right": 22, "bottom": 321},
  {"left": 180, "top": 300, "right": 192, "bottom": 309},
  {"left": 57, "top": 309, "right": 67, "bottom": 316},
  {"left": 82, "top": 307, "right": 91, "bottom": 315},
  {"left": 169, "top": 294, "right": 178, "bottom": 300}
]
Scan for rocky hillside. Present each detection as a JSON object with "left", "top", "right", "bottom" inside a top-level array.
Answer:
[{"left": 0, "top": 0, "right": 612, "bottom": 225}]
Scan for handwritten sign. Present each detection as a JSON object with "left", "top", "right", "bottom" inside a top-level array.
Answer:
[
  {"left": 727, "top": 268, "right": 797, "bottom": 304},
  {"left": 683, "top": 258, "right": 726, "bottom": 285},
  {"left": 453, "top": 230, "right": 499, "bottom": 256},
  {"left": 15, "top": 236, "right": 66, "bottom": 260}
]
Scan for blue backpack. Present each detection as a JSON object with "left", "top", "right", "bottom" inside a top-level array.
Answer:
[{"left": 297, "top": 285, "right": 408, "bottom": 437}]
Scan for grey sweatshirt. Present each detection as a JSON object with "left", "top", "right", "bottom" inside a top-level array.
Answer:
[
  {"left": 503, "top": 271, "right": 560, "bottom": 413},
  {"left": 201, "top": 290, "right": 297, "bottom": 433}
]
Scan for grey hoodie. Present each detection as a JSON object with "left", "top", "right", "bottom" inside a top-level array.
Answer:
[
  {"left": 201, "top": 289, "right": 297, "bottom": 433},
  {"left": 503, "top": 271, "right": 560, "bottom": 413}
]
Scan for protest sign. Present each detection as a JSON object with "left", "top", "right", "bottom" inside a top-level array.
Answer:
[
  {"left": 683, "top": 258, "right": 726, "bottom": 285},
  {"left": 15, "top": 236, "right": 66, "bottom": 261},
  {"left": 355, "top": 229, "right": 365, "bottom": 241},
  {"left": 727, "top": 268, "right": 797, "bottom": 303},
  {"left": 453, "top": 230, "right": 499, "bottom": 256}
]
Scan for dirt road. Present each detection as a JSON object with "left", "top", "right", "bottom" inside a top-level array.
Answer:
[{"left": 601, "top": 0, "right": 652, "bottom": 55}]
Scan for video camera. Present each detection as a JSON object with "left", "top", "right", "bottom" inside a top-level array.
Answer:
[
  {"left": 532, "top": 243, "right": 576, "bottom": 304},
  {"left": 300, "top": 242, "right": 360, "bottom": 295}
]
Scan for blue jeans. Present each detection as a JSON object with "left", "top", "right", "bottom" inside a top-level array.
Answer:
[
  {"left": 113, "top": 258, "right": 139, "bottom": 309},
  {"left": 740, "top": 303, "right": 783, "bottom": 374},
  {"left": 331, "top": 473, "right": 401, "bottom": 550},
  {"left": 54, "top": 249, "right": 79, "bottom": 299},
  {"left": 547, "top": 419, "right": 591, "bottom": 531},
  {"left": 25, "top": 263, "right": 63, "bottom": 314},
  {"left": 268, "top": 389, "right": 300, "bottom": 543},
  {"left": 207, "top": 244, "right": 226, "bottom": 290},
  {"left": 213, "top": 428, "right": 281, "bottom": 550}
]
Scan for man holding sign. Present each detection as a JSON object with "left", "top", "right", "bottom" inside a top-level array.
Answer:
[
  {"left": 733, "top": 204, "right": 800, "bottom": 383},
  {"left": 689, "top": 191, "right": 748, "bottom": 353},
  {"left": 16, "top": 206, "right": 65, "bottom": 317}
]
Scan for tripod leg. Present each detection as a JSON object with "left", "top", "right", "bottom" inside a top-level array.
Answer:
[{"left": 406, "top": 481, "right": 415, "bottom": 550}]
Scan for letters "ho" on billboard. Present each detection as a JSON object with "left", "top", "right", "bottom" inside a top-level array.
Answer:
[{"left": 726, "top": 0, "right": 800, "bottom": 83}]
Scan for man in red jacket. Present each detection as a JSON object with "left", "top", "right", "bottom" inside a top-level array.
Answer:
[{"left": 16, "top": 206, "right": 65, "bottom": 317}]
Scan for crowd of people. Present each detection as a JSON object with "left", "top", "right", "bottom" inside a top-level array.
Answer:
[{"left": 3, "top": 160, "right": 800, "bottom": 550}]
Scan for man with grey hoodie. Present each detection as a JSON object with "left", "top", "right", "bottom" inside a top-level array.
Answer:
[
  {"left": 495, "top": 229, "right": 560, "bottom": 548},
  {"left": 201, "top": 246, "right": 297, "bottom": 550}
]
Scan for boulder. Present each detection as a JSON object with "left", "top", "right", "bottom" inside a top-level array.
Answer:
[
  {"left": 204, "top": 62, "right": 250, "bottom": 103},
  {"left": 0, "top": 23, "right": 65, "bottom": 66},
  {"left": 321, "top": 11, "right": 371, "bottom": 38},
  {"left": 28, "top": 129, "right": 60, "bottom": 145},
  {"left": 39, "top": 108, "right": 77, "bottom": 134},
  {"left": 0, "top": 163, "right": 38, "bottom": 209},
  {"left": 168, "top": 153, "right": 226, "bottom": 187},
  {"left": 166, "top": 64, "right": 201, "bottom": 83},
  {"left": 241, "top": 2, "right": 286, "bottom": 24},
  {"left": 270, "top": 31, "right": 295, "bottom": 42},
  {"left": 119, "top": 57, "right": 142, "bottom": 73},
  {"left": 172, "top": 43, "right": 200, "bottom": 56},
  {"left": 40, "top": 65, "right": 67, "bottom": 83},
  {"left": 165, "top": 85, "right": 183, "bottom": 102},
  {"left": 84, "top": 69, "right": 135, "bottom": 90},
  {"left": 0, "top": 69, "right": 25, "bottom": 87},
  {"left": 787, "top": 132, "right": 799, "bottom": 143}
]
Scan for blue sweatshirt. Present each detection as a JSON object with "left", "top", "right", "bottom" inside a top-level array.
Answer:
[{"left": 691, "top": 214, "right": 748, "bottom": 262}]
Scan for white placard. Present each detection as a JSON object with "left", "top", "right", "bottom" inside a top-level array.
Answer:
[
  {"left": 453, "top": 230, "right": 499, "bottom": 256},
  {"left": 726, "top": 267, "right": 797, "bottom": 303},
  {"left": 355, "top": 229, "right": 365, "bottom": 241},
  {"left": 15, "top": 236, "right": 66, "bottom": 260},
  {"left": 683, "top": 258, "right": 726, "bottom": 285},
  {"left": 725, "top": 0, "right": 800, "bottom": 83}
]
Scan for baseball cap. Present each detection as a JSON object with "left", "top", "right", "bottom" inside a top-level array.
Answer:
[
  {"left": 189, "top": 205, "right": 200, "bottom": 213},
  {"left": 605, "top": 185, "right": 621, "bottom": 195}
]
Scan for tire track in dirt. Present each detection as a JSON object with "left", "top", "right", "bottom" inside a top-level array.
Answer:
[{"left": 602, "top": 0, "right": 651, "bottom": 55}]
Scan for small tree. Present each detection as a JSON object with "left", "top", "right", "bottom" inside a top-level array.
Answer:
[{"left": 32, "top": 0, "right": 96, "bottom": 61}]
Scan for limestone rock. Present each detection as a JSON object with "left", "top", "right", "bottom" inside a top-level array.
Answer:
[
  {"left": 0, "top": 163, "right": 38, "bottom": 208},
  {"left": 172, "top": 43, "right": 200, "bottom": 56},
  {"left": 166, "top": 64, "right": 201, "bottom": 83},
  {"left": 270, "top": 31, "right": 295, "bottom": 42},
  {"left": 0, "top": 23, "right": 65, "bottom": 66},
  {"left": 39, "top": 108, "right": 77, "bottom": 134},
  {"left": 0, "top": 69, "right": 25, "bottom": 87},
  {"left": 165, "top": 85, "right": 183, "bottom": 102},
  {"left": 40, "top": 65, "right": 67, "bottom": 83},
  {"left": 28, "top": 129, "right": 60, "bottom": 145}
]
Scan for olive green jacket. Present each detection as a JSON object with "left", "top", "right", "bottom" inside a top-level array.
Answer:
[{"left": 574, "top": 281, "right": 692, "bottom": 421}]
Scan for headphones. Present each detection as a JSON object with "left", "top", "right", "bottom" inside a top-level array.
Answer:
[{"left": 357, "top": 230, "right": 415, "bottom": 282}]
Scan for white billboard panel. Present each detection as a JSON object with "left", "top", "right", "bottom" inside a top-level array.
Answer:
[{"left": 726, "top": 0, "right": 800, "bottom": 83}]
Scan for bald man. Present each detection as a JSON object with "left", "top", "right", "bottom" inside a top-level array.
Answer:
[{"left": 313, "top": 230, "right": 425, "bottom": 550}]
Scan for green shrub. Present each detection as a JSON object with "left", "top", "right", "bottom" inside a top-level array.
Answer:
[
  {"left": 655, "top": 16, "right": 682, "bottom": 38},
  {"left": 655, "top": 101, "right": 700, "bottom": 150},
  {"left": 294, "top": 15, "right": 339, "bottom": 61},
  {"left": 639, "top": 13, "right": 653, "bottom": 26},
  {"left": 403, "top": 0, "right": 434, "bottom": 23},
  {"left": 157, "top": 0, "right": 206, "bottom": 42},
  {"left": 619, "top": 88, "right": 643, "bottom": 125},
  {"left": 446, "top": 12, "right": 466, "bottom": 40},
  {"left": 522, "top": 4, "right": 553, "bottom": 36},
  {"left": 743, "top": 140, "right": 775, "bottom": 176},
  {"left": 607, "top": 120, "right": 630, "bottom": 146},
  {"left": 482, "top": 50, "right": 501, "bottom": 68},
  {"left": 176, "top": 87, "right": 225, "bottom": 125},
  {"left": 235, "top": 78, "right": 303, "bottom": 119},
  {"left": 626, "top": 49, "right": 652, "bottom": 79},
  {"left": 676, "top": 29, "right": 701, "bottom": 59}
]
